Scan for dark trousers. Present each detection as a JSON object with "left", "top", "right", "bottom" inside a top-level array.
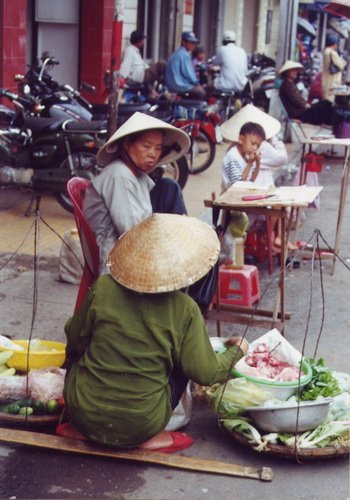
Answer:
[
  {"left": 150, "top": 178, "right": 187, "bottom": 215},
  {"left": 169, "top": 364, "right": 189, "bottom": 410},
  {"left": 298, "top": 99, "right": 333, "bottom": 125}
]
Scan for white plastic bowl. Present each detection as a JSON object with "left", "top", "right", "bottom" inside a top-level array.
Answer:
[{"left": 246, "top": 400, "right": 330, "bottom": 433}]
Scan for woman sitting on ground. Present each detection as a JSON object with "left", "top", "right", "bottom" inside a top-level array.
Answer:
[{"left": 58, "top": 214, "right": 249, "bottom": 453}]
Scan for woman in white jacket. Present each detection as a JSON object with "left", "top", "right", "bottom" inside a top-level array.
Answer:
[{"left": 254, "top": 135, "right": 288, "bottom": 188}]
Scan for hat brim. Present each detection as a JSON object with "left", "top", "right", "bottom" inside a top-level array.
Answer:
[
  {"left": 220, "top": 103, "right": 281, "bottom": 142},
  {"left": 279, "top": 61, "right": 305, "bottom": 76},
  {"left": 108, "top": 214, "right": 220, "bottom": 293},
  {"left": 97, "top": 112, "right": 190, "bottom": 167}
]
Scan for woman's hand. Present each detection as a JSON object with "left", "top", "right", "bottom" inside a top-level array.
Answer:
[{"left": 224, "top": 336, "right": 249, "bottom": 355}]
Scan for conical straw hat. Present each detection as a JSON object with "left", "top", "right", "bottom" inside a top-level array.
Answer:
[
  {"left": 279, "top": 60, "right": 304, "bottom": 76},
  {"left": 97, "top": 112, "right": 190, "bottom": 167},
  {"left": 220, "top": 103, "right": 281, "bottom": 142},
  {"left": 107, "top": 213, "right": 220, "bottom": 293}
]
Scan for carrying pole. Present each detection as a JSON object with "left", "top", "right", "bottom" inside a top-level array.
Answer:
[{"left": 0, "top": 428, "right": 273, "bottom": 482}]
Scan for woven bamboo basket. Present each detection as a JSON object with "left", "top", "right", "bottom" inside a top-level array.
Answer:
[
  {"left": 219, "top": 420, "right": 350, "bottom": 460},
  {"left": 0, "top": 412, "right": 61, "bottom": 427}
]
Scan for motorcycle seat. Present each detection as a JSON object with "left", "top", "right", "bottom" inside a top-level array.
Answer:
[
  {"left": 175, "top": 99, "right": 207, "bottom": 110},
  {"left": 24, "top": 116, "right": 67, "bottom": 135},
  {"left": 64, "top": 119, "right": 107, "bottom": 133}
]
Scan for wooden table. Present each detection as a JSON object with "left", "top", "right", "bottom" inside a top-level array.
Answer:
[
  {"left": 296, "top": 137, "right": 350, "bottom": 274},
  {"left": 204, "top": 185, "right": 322, "bottom": 334}
]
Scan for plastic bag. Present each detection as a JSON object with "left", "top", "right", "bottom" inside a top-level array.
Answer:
[
  {"left": 28, "top": 367, "right": 66, "bottom": 403},
  {"left": 58, "top": 228, "right": 84, "bottom": 285},
  {"left": 165, "top": 383, "right": 192, "bottom": 431},
  {"left": 0, "top": 376, "right": 27, "bottom": 403}
]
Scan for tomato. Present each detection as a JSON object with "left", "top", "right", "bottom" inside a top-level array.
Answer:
[{"left": 57, "top": 396, "right": 65, "bottom": 407}]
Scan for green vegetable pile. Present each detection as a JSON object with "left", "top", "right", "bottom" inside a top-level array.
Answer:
[
  {"left": 0, "top": 398, "right": 60, "bottom": 416},
  {"left": 300, "top": 358, "right": 341, "bottom": 401},
  {"left": 210, "top": 358, "right": 349, "bottom": 450}
]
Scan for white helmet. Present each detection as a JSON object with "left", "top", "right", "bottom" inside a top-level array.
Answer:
[{"left": 223, "top": 30, "right": 236, "bottom": 42}]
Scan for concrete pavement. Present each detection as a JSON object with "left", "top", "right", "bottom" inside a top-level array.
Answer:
[{"left": 0, "top": 139, "right": 349, "bottom": 499}]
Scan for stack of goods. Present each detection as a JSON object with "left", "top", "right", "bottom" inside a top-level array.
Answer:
[
  {"left": 206, "top": 330, "right": 350, "bottom": 456},
  {"left": 0, "top": 336, "right": 66, "bottom": 419}
]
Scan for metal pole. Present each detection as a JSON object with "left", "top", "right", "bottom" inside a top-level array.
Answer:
[
  {"left": 276, "top": 0, "right": 298, "bottom": 69},
  {"left": 107, "top": 1, "right": 124, "bottom": 138}
]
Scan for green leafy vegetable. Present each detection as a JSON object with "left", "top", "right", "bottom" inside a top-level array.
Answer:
[
  {"left": 300, "top": 358, "right": 340, "bottom": 401},
  {"left": 222, "top": 418, "right": 263, "bottom": 446},
  {"left": 285, "top": 420, "right": 349, "bottom": 449}
]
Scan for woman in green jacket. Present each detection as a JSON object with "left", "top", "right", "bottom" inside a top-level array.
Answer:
[{"left": 59, "top": 214, "right": 248, "bottom": 453}]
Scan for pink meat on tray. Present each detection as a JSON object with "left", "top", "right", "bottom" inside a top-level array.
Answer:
[{"left": 242, "top": 343, "right": 304, "bottom": 381}]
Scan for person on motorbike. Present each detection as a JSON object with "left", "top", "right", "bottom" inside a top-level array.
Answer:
[
  {"left": 165, "top": 32, "right": 206, "bottom": 100},
  {"left": 210, "top": 31, "right": 249, "bottom": 94},
  {"left": 119, "top": 30, "right": 165, "bottom": 96},
  {"left": 58, "top": 213, "right": 249, "bottom": 451},
  {"left": 83, "top": 112, "right": 190, "bottom": 274}
]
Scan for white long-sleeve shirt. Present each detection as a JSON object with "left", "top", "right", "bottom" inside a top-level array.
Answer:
[
  {"left": 254, "top": 137, "right": 288, "bottom": 188},
  {"left": 119, "top": 45, "right": 150, "bottom": 83}
]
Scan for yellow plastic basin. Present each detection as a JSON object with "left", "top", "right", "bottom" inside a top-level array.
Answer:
[{"left": 0, "top": 340, "right": 66, "bottom": 372}]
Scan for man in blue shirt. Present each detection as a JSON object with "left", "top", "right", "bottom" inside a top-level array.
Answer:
[{"left": 165, "top": 32, "right": 206, "bottom": 99}]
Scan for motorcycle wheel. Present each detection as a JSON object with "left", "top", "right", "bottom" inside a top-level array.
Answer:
[
  {"left": 187, "top": 128, "right": 216, "bottom": 175},
  {"left": 55, "top": 149, "right": 100, "bottom": 213},
  {"left": 152, "top": 156, "right": 189, "bottom": 190}
]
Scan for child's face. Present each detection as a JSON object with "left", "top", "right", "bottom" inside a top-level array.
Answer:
[{"left": 238, "top": 133, "right": 263, "bottom": 158}]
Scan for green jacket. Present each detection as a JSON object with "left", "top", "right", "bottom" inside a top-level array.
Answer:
[{"left": 64, "top": 274, "right": 243, "bottom": 448}]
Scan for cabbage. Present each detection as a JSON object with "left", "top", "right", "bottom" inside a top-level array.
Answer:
[{"left": 209, "top": 378, "right": 275, "bottom": 418}]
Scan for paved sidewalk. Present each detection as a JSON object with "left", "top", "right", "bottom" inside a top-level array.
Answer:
[{"left": 0, "top": 137, "right": 349, "bottom": 499}]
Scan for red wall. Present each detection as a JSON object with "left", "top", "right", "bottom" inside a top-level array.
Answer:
[
  {"left": 0, "top": 0, "right": 27, "bottom": 92},
  {"left": 0, "top": 0, "right": 121, "bottom": 104},
  {"left": 80, "top": 0, "right": 119, "bottom": 103}
]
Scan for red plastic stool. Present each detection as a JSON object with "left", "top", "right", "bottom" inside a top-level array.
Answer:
[{"left": 217, "top": 264, "right": 260, "bottom": 307}]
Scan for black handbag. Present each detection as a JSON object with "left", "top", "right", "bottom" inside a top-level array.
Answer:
[{"left": 329, "top": 54, "right": 341, "bottom": 75}]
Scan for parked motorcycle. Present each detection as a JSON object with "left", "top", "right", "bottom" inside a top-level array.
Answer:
[
  {"left": 248, "top": 53, "right": 276, "bottom": 112},
  {"left": 0, "top": 88, "right": 106, "bottom": 213},
  {"left": 15, "top": 52, "right": 95, "bottom": 121},
  {"left": 14, "top": 56, "right": 190, "bottom": 188}
]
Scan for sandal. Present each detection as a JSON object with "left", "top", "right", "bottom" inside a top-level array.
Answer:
[
  {"left": 147, "top": 432, "right": 194, "bottom": 454},
  {"left": 56, "top": 422, "right": 87, "bottom": 440}
]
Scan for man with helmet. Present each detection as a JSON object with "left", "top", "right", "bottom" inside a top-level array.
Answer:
[
  {"left": 211, "top": 30, "right": 248, "bottom": 93},
  {"left": 165, "top": 31, "right": 206, "bottom": 99}
]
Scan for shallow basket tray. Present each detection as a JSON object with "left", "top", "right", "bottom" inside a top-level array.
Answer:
[
  {"left": 0, "top": 412, "right": 61, "bottom": 427},
  {"left": 219, "top": 420, "right": 350, "bottom": 460}
]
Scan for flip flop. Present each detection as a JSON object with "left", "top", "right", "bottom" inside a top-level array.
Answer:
[{"left": 148, "top": 432, "right": 194, "bottom": 454}]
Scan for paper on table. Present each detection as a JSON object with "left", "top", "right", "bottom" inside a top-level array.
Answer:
[
  {"left": 232, "top": 181, "right": 270, "bottom": 191},
  {"left": 214, "top": 185, "right": 322, "bottom": 207}
]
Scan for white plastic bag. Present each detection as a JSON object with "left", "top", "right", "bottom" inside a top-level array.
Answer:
[
  {"left": 28, "top": 367, "right": 66, "bottom": 403},
  {"left": 165, "top": 383, "right": 192, "bottom": 431},
  {"left": 0, "top": 376, "right": 27, "bottom": 403},
  {"left": 58, "top": 228, "right": 84, "bottom": 284}
]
